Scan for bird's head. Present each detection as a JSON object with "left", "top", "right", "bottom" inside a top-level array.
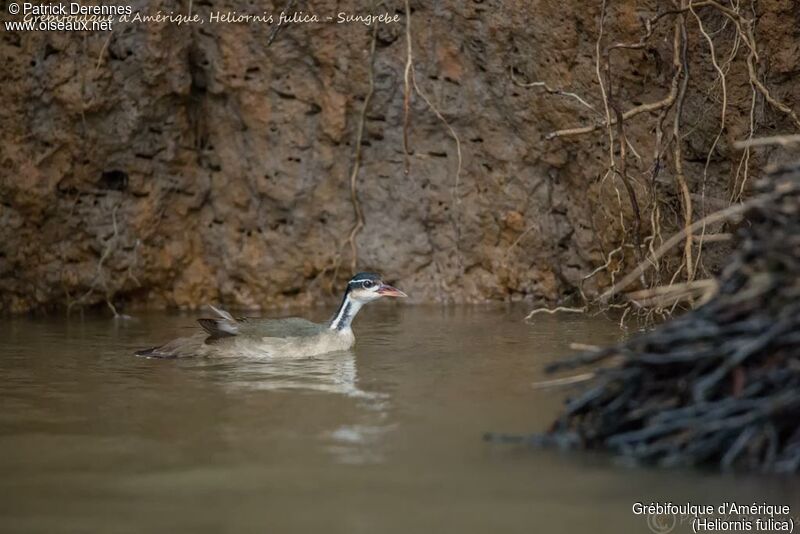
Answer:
[{"left": 345, "top": 272, "right": 407, "bottom": 303}]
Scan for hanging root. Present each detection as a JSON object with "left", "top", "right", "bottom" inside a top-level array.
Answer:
[
  {"left": 342, "top": 20, "right": 379, "bottom": 274},
  {"left": 402, "top": 0, "right": 413, "bottom": 175},
  {"left": 524, "top": 306, "right": 586, "bottom": 321},
  {"left": 325, "top": 19, "right": 379, "bottom": 286},
  {"left": 599, "top": 193, "right": 759, "bottom": 302},
  {"left": 734, "top": 134, "right": 800, "bottom": 149},
  {"left": 528, "top": 0, "right": 800, "bottom": 320},
  {"left": 402, "top": 0, "right": 464, "bottom": 272},
  {"left": 66, "top": 203, "right": 133, "bottom": 318},
  {"left": 509, "top": 68, "right": 600, "bottom": 117},
  {"left": 671, "top": 8, "right": 694, "bottom": 283}
]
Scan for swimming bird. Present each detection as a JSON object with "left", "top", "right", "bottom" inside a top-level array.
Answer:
[{"left": 135, "top": 272, "right": 406, "bottom": 358}]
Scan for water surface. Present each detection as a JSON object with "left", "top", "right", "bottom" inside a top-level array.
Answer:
[{"left": 0, "top": 305, "right": 796, "bottom": 533}]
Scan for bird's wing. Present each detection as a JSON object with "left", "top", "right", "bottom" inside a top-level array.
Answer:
[
  {"left": 240, "top": 317, "right": 327, "bottom": 339},
  {"left": 196, "top": 307, "right": 325, "bottom": 339},
  {"left": 135, "top": 315, "right": 326, "bottom": 358}
]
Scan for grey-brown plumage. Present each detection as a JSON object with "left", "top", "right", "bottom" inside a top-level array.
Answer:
[{"left": 135, "top": 273, "right": 406, "bottom": 358}]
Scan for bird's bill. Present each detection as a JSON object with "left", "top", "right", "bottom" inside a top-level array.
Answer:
[{"left": 377, "top": 284, "right": 407, "bottom": 298}]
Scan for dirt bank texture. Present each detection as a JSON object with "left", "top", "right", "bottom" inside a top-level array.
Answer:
[{"left": 1, "top": 0, "right": 799, "bottom": 313}]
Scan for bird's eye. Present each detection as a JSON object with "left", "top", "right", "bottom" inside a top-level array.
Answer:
[{"left": 363, "top": 280, "right": 374, "bottom": 289}]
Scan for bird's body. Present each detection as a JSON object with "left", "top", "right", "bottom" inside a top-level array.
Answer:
[
  {"left": 136, "top": 317, "right": 355, "bottom": 359},
  {"left": 135, "top": 273, "right": 405, "bottom": 358}
]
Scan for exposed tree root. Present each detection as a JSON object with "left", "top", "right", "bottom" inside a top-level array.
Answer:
[
  {"left": 509, "top": 68, "right": 599, "bottom": 117},
  {"left": 401, "top": 0, "right": 464, "bottom": 273},
  {"left": 524, "top": 306, "right": 586, "bottom": 322},
  {"left": 342, "top": 20, "right": 379, "bottom": 275},
  {"left": 325, "top": 19, "right": 379, "bottom": 287},
  {"left": 530, "top": 0, "right": 800, "bottom": 321},
  {"left": 599, "top": 192, "right": 763, "bottom": 302},
  {"left": 67, "top": 204, "right": 123, "bottom": 317},
  {"left": 402, "top": 0, "right": 413, "bottom": 176},
  {"left": 734, "top": 134, "right": 800, "bottom": 149}
]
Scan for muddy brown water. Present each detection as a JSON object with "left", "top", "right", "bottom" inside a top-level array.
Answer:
[{"left": 1, "top": 305, "right": 796, "bottom": 533}]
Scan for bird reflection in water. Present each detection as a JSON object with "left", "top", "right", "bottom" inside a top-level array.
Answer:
[{"left": 181, "top": 350, "right": 394, "bottom": 465}]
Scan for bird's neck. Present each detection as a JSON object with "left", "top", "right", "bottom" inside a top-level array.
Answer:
[{"left": 329, "top": 292, "right": 364, "bottom": 331}]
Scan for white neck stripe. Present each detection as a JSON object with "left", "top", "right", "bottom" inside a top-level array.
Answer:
[{"left": 329, "top": 293, "right": 365, "bottom": 331}]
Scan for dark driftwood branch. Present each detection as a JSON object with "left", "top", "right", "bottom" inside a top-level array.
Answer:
[{"left": 505, "top": 162, "right": 800, "bottom": 473}]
